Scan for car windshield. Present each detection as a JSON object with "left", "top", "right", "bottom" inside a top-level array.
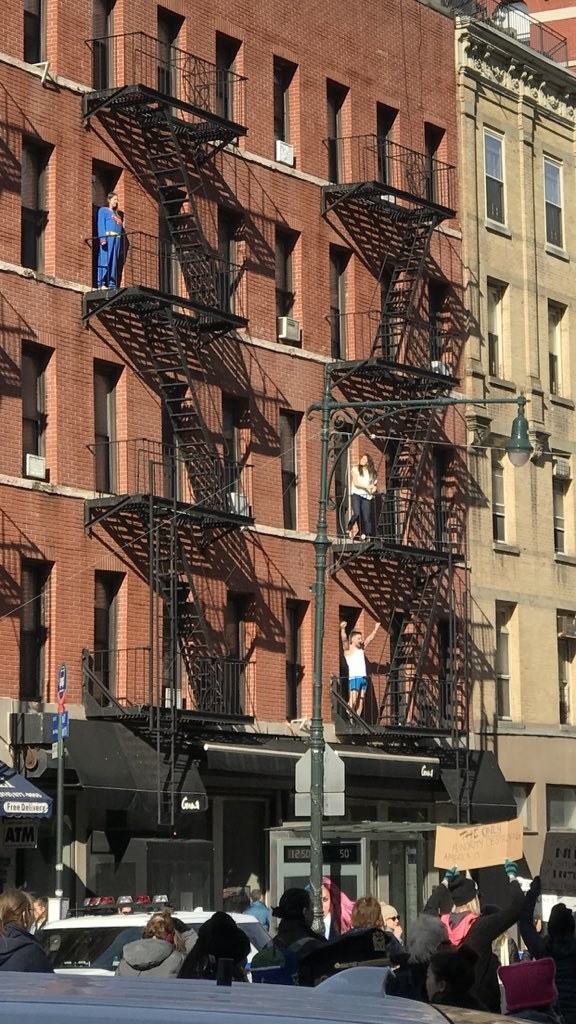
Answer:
[{"left": 40, "top": 926, "right": 142, "bottom": 971}]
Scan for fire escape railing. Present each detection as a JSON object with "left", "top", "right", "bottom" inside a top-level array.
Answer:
[{"left": 440, "top": 0, "right": 568, "bottom": 64}]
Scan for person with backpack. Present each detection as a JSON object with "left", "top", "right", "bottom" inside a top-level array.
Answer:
[
  {"left": 250, "top": 888, "right": 325, "bottom": 984},
  {"left": 424, "top": 859, "right": 524, "bottom": 1012}
]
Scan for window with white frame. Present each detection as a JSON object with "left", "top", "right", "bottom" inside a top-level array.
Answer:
[
  {"left": 511, "top": 783, "right": 533, "bottom": 831},
  {"left": 547, "top": 784, "right": 576, "bottom": 830},
  {"left": 484, "top": 130, "right": 505, "bottom": 224},
  {"left": 558, "top": 634, "right": 573, "bottom": 725},
  {"left": 491, "top": 452, "right": 505, "bottom": 542},
  {"left": 544, "top": 158, "right": 563, "bottom": 248},
  {"left": 548, "top": 302, "right": 565, "bottom": 397},
  {"left": 487, "top": 279, "right": 506, "bottom": 378},
  {"left": 495, "top": 602, "right": 514, "bottom": 719},
  {"left": 553, "top": 476, "right": 568, "bottom": 554}
]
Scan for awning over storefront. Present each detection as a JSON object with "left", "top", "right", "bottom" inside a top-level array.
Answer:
[
  {"left": 0, "top": 762, "right": 52, "bottom": 818},
  {"left": 66, "top": 721, "right": 207, "bottom": 815},
  {"left": 440, "top": 750, "right": 517, "bottom": 823}
]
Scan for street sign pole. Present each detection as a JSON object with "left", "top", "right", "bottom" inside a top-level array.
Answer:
[{"left": 55, "top": 664, "right": 67, "bottom": 914}]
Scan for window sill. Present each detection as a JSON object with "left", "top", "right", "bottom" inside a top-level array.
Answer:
[
  {"left": 550, "top": 394, "right": 575, "bottom": 410},
  {"left": 488, "top": 376, "right": 517, "bottom": 393},
  {"left": 555, "top": 553, "right": 576, "bottom": 566},
  {"left": 493, "top": 542, "right": 521, "bottom": 556},
  {"left": 485, "top": 220, "right": 512, "bottom": 238},
  {"left": 545, "top": 244, "right": 570, "bottom": 262}
]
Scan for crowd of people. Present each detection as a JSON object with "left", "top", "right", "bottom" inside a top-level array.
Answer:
[{"left": 0, "top": 865, "right": 574, "bottom": 1023}]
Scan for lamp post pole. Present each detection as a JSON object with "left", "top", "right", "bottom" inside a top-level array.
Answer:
[{"left": 308, "top": 381, "right": 531, "bottom": 931}]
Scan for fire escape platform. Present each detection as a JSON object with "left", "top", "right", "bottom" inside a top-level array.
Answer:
[
  {"left": 331, "top": 537, "right": 465, "bottom": 574},
  {"left": 83, "top": 84, "right": 247, "bottom": 143},
  {"left": 321, "top": 180, "right": 455, "bottom": 221},
  {"left": 84, "top": 492, "right": 254, "bottom": 534},
  {"left": 328, "top": 358, "right": 460, "bottom": 390},
  {"left": 83, "top": 694, "right": 254, "bottom": 728},
  {"left": 82, "top": 285, "right": 248, "bottom": 332}
]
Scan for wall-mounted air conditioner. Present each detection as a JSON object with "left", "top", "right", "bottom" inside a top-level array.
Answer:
[
  {"left": 25, "top": 454, "right": 46, "bottom": 480},
  {"left": 275, "top": 139, "right": 295, "bottom": 166},
  {"left": 378, "top": 192, "right": 396, "bottom": 204},
  {"left": 277, "top": 316, "right": 301, "bottom": 343},
  {"left": 558, "top": 615, "right": 576, "bottom": 638},
  {"left": 230, "top": 492, "right": 250, "bottom": 517},
  {"left": 554, "top": 457, "right": 571, "bottom": 480},
  {"left": 430, "top": 360, "right": 451, "bottom": 377}
]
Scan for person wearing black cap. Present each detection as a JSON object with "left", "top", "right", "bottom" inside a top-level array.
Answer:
[
  {"left": 250, "top": 888, "right": 325, "bottom": 980},
  {"left": 177, "top": 911, "right": 250, "bottom": 981},
  {"left": 520, "top": 876, "right": 576, "bottom": 1024},
  {"left": 424, "top": 859, "right": 524, "bottom": 1012}
]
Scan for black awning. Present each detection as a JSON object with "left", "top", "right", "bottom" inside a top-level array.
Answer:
[
  {"left": 441, "top": 750, "right": 517, "bottom": 823},
  {"left": 0, "top": 762, "right": 52, "bottom": 818},
  {"left": 66, "top": 722, "right": 207, "bottom": 814},
  {"left": 203, "top": 741, "right": 440, "bottom": 782}
]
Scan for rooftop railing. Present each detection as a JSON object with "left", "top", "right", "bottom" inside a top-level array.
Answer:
[{"left": 441, "top": 0, "right": 568, "bottom": 64}]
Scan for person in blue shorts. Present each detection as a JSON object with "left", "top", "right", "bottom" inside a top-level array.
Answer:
[{"left": 340, "top": 619, "right": 381, "bottom": 716}]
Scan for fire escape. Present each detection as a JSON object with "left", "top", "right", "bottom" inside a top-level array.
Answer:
[
  {"left": 80, "top": 31, "right": 254, "bottom": 774},
  {"left": 322, "top": 133, "right": 469, "bottom": 756}
]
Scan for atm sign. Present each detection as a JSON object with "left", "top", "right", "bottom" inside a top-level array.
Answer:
[{"left": 284, "top": 842, "right": 360, "bottom": 864}]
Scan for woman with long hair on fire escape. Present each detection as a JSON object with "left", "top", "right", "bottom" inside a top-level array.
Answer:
[{"left": 347, "top": 454, "right": 378, "bottom": 540}]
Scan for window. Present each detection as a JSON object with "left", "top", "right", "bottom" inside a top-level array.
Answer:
[
  {"left": 92, "top": 0, "right": 114, "bottom": 89},
  {"left": 424, "top": 123, "right": 444, "bottom": 205},
  {"left": 548, "top": 302, "right": 565, "bottom": 397},
  {"left": 428, "top": 279, "right": 449, "bottom": 364},
  {"left": 547, "top": 785, "right": 576, "bottom": 830},
  {"left": 92, "top": 161, "right": 120, "bottom": 288},
  {"left": 434, "top": 448, "right": 452, "bottom": 548},
  {"left": 484, "top": 130, "right": 505, "bottom": 224},
  {"left": 20, "top": 560, "right": 50, "bottom": 701},
  {"left": 487, "top": 279, "right": 505, "bottom": 378},
  {"left": 553, "top": 477, "right": 567, "bottom": 554},
  {"left": 512, "top": 783, "right": 533, "bottom": 831},
  {"left": 94, "top": 360, "right": 119, "bottom": 492},
  {"left": 224, "top": 593, "right": 249, "bottom": 715},
  {"left": 21, "top": 137, "right": 50, "bottom": 271},
  {"left": 558, "top": 629, "right": 573, "bottom": 725},
  {"left": 376, "top": 103, "right": 397, "bottom": 185},
  {"left": 334, "top": 425, "right": 351, "bottom": 536},
  {"left": 495, "top": 602, "right": 514, "bottom": 719},
  {"left": 275, "top": 228, "right": 296, "bottom": 323},
  {"left": 24, "top": 0, "right": 44, "bottom": 64},
  {"left": 279, "top": 410, "right": 299, "bottom": 530},
  {"left": 222, "top": 396, "right": 247, "bottom": 510},
  {"left": 326, "top": 80, "right": 347, "bottom": 183},
  {"left": 94, "top": 571, "right": 121, "bottom": 699},
  {"left": 491, "top": 453, "right": 505, "bottom": 543},
  {"left": 286, "top": 599, "right": 306, "bottom": 720},
  {"left": 22, "top": 342, "right": 50, "bottom": 474},
  {"left": 273, "top": 57, "right": 296, "bottom": 143},
  {"left": 157, "top": 8, "right": 182, "bottom": 97},
  {"left": 217, "top": 209, "right": 239, "bottom": 314},
  {"left": 215, "top": 33, "right": 241, "bottom": 121},
  {"left": 545, "top": 158, "right": 563, "bottom": 248},
  {"left": 437, "top": 617, "right": 455, "bottom": 722},
  {"left": 330, "top": 246, "right": 349, "bottom": 359}
]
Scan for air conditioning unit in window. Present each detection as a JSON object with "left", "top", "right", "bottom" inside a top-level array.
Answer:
[
  {"left": 430, "top": 360, "right": 451, "bottom": 377},
  {"left": 378, "top": 192, "right": 396, "bottom": 204},
  {"left": 558, "top": 615, "right": 576, "bottom": 638},
  {"left": 275, "top": 140, "right": 295, "bottom": 166},
  {"left": 554, "top": 457, "right": 571, "bottom": 480},
  {"left": 25, "top": 454, "right": 46, "bottom": 480},
  {"left": 229, "top": 492, "right": 250, "bottom": 517},
  {"left": 277, "top": 316, "right": 301, "bottom": 343}
]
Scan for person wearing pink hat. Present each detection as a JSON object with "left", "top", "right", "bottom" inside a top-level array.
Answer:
[{"left": 499, "top": 957, "right": 563, "bottom": 1024}]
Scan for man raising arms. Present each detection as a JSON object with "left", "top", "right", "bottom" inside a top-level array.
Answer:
[{"left": 340, "top": 620, "right": 381, "bottom": 716}]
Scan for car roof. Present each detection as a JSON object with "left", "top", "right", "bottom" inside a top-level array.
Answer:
[
  {"left": 0, "top": 973, "right": 449, "bottom": 1024},
  {"left": 44, "top": 911, "right": 261, "bottom": 929}
]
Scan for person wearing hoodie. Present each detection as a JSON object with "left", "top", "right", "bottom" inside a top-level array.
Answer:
[
  {"left": 520, "top": 876, "right": 576, "bottom": 1024},
  {"left": 116, "top": 911, "right": 185, "bottom": 978},
  {"left": 0, "top": 889, "right": 53, "bottom": 972},
  {"left": 251, "top": 888, "right": 326, "bottom": 983},
  {"left": 423, "top": 859, "right": 524, "bottom": 1013}
]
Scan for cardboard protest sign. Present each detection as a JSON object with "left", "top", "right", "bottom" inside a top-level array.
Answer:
[
  {"left": 540, "top": 832, "right": 576, "bottom": 897},
  {"left": 434, "top": 817, "right": 523, "bottom": 870}
]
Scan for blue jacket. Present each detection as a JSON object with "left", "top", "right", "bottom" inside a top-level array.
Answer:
[
  {"left": 247, "top": 900, "right": 271, "bottom": 929},
  {"left": 0, "top": 923, "right": 53, "bottom": 972}
]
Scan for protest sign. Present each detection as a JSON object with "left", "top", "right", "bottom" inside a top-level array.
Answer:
[
  {"left": 434, "top": 817, "right": 523, "bottom": 870},
  {"left": 540, "top": 832, "right": 576, "bottom": 897}
]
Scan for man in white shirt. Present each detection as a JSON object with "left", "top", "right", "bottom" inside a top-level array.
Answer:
[{"left": 339, "top": 620, "right": 381, "bottom": 716}]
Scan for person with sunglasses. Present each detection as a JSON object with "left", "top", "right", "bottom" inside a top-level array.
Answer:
[{"left": 381, "top": 903, "right": 403, "bottom": 942}]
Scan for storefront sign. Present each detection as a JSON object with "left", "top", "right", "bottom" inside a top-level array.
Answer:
[
  {"left": 540, "top": 832, "right": 576, "bottom": 896},
  {"left": 2, "top": 823, "right": 38, "bottom": 848},
  {"left": 434, "top": 817, "right": 523, "bottom": 870}
]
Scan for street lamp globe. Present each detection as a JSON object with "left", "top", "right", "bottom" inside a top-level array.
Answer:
[{"left": 505, "top": 399, "right": 532, "bottom": 468}]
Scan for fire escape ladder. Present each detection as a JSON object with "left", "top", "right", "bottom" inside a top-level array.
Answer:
[
  {"left": 380, "top": 564, "right": 445, "bottom": 728},
  {"left": 144, "top": 308, "right": 228, "bottom": 514},
  {"left": 381, "top": 406, "right": 436, "bottom": 543},
  {"left": 139, "top": 113, "right": 222, "bottom": 312},
  {"left": 374, "top": 208, "right": 437, "bottom": 362}
]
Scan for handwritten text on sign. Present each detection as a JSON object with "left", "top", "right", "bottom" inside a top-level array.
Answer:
[
  {"left": 434, "top": 817, "right": 523, "bottom": 870},
  {"left": 540, "top": 832, "right": 576, "bottom": 897}
]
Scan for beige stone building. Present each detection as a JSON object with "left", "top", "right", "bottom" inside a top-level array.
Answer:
[{"left": 456, "top": 10, "right": 576, "bottom": 873}]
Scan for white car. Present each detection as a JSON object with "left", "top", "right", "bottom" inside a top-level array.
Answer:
[{"left": 39, "top": 909, "right": 269, "bottom": 975}]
